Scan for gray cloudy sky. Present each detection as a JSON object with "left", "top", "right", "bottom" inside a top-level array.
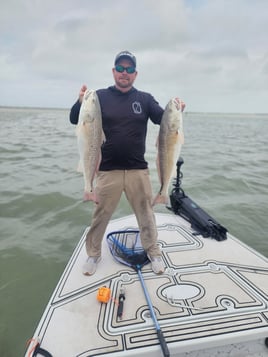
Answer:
[{"left": 0, "top": 0, "right": 267, "bottom": 113}]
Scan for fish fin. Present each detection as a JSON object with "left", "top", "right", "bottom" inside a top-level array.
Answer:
[
  {"left": 177, "top": 131, "right": 184, "bottom": 144},
  {"left": 155, "top": 134, "right": 159, "bottom": 148},
  {"left": 155, "top": 153, "right": 161, "bottom": 181},
  {"left": 102, "top": 130, "right": 106, "bottom": 143}
]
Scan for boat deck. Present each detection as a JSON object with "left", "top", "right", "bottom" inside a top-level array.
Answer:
[{"left": 26, "top": 213, "right": 268, "bottom": 356}]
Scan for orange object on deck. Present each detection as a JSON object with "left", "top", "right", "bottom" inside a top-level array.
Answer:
[{"left": 97, "top": 286, "right": 111, "bottom": 303}]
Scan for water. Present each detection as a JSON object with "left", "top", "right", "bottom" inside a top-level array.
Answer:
[{"left": 0, "top": 107, "right": 268, "bottom": 356}]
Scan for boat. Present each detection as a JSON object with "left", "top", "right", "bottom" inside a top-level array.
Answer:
[{"left": 25, "top": 159, "right": 268, "bottom": 357}]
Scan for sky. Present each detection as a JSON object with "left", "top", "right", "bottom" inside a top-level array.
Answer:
[{"left": 0, "top": 0, "right": 267, "bottom": 113}]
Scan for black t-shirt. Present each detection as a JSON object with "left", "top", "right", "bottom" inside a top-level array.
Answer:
[{"left": 69, "top": 86, "right": 164, "bottom": 170}]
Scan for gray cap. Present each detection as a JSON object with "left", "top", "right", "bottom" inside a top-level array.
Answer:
[{"left": 114, "top": 50, "right": 136, "bottom": 67}]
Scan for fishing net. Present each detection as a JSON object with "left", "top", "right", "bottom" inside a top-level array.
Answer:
[
  {"left": 106, "top": 230, "right": 150, "bottom": 270},
  {"left": 106, "top": 229, "right": 170, "bottom": 357}
]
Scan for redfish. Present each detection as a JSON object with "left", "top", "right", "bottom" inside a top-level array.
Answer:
[
  {"left": 153, "top": 98, "right": 184, "bottom": 205},
  {"left": 76, "top": 89, "right": 104, "bottom": 203}
]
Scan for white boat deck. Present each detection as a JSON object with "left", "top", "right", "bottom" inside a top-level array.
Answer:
[{"left": 26, "top": 213, "right": 268, "bottom": 356}]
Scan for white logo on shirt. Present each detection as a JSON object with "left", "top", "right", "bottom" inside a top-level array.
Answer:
[{"left": 132, "top": 101, "right": 142, "bottom": 114}]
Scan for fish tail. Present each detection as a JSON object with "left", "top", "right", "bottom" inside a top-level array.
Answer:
[
  {"left": 152, "top": 192, "right": 169, "bottom": 206},
  {"left": 83, "top": 190, "right": 99, "bottom": 204}
]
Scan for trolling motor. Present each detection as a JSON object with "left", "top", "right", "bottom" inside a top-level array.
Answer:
[{"left": 169, "top": 157, "right": 227, "bottom": 241}]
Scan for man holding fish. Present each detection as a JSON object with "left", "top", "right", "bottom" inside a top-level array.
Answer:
[{"left": 70, "top": 51, "right": 185, "bottom": 276}]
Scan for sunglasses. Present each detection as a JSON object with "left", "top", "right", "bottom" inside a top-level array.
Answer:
[{"left": 115, "top": 64, "right": 136, "bottom": 74}]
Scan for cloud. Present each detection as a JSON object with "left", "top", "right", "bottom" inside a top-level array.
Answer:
[{"left": 0, "top": 0, "right": 267, "bottom": 112}]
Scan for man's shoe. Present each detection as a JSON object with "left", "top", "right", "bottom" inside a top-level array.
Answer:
[
  {"left": 148, "top": 255, "right": 165, "bottom": 274},
  {"left": 82, "top": 256, "right": 101, "bottom": 276}
]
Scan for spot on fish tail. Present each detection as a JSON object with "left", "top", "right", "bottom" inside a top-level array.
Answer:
[{"left": 83, "top": 190, "right": 99, "bottom": 204}]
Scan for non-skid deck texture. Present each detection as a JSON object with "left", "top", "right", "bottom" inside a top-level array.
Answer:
[{"left": 27, "top": 213, "right": 268, "bottom": 356}]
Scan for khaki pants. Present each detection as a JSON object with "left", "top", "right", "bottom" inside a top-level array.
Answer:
[{"left": 85, "top": 169, "right": 161, "bottom": 257}]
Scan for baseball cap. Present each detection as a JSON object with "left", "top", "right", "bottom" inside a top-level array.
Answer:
[{"left": 114, "top": 51, "right": 136, "bottom": 67}]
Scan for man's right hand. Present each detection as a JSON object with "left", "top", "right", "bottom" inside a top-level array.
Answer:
[{"left": 79, "top": 85, "right": 88, "bottom": 103}]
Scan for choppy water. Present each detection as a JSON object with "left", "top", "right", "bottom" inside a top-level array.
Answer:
[{"left": 0, "top": 107, "right": 268, "bottom": 356}]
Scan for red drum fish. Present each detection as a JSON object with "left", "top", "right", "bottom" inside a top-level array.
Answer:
[
  {"left": 153, "top": 98, "right": 184, "bottom": 205},
  {"left": 76, "top": 89, "right": 104, "bottom": 203}
]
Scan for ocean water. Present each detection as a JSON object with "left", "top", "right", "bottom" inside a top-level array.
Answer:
[{"left": 0, "top": 107, "right": 268, "bottom": 356}]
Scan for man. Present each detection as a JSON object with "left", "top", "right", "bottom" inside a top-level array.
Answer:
[{"left": 70, "top": 50, "right": 185, "bottom": 276}]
